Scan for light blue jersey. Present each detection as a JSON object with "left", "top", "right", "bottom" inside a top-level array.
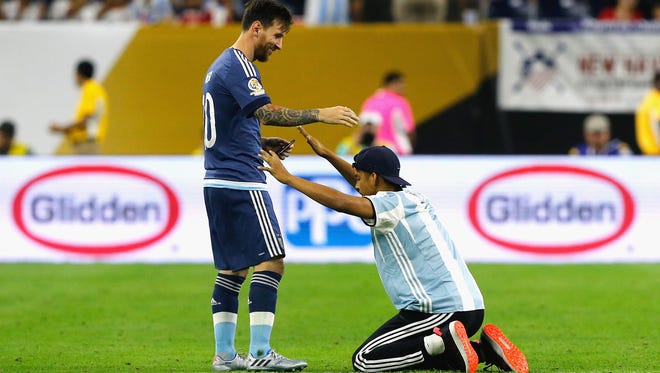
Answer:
[{"left": 363, "top": 189, "right": 484, "bottom": 313}]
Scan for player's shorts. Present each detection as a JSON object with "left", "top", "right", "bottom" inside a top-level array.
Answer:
[{"left": 204, "top": 187, "right": 285, "bottom": 271}]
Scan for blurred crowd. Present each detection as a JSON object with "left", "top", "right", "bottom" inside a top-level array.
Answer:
[{"left": 0, "top": 0, "right": 658, "bottom": 24}]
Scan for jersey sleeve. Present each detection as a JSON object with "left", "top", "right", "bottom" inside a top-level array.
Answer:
[
  {"left": 225, "top": 60, "right": 271, "bottom": 117},
  {"left": 364, "top": 192, "right": 403, "bottom": 231}
]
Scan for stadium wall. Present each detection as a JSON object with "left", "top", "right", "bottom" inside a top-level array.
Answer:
[
  {"left": 0, "top": 23, "right": 498, "bottom": 155},
  {"left": 2, "top": 156, "right": 659, "bottom": 264}
]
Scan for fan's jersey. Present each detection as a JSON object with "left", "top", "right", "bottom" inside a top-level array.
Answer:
[{"left": 202, "top": 47, "right": 271, "bottom": 187}]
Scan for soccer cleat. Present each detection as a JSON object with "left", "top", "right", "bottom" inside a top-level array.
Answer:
[
  {"left": 443, "top": 321, "right": 479, "bottom": 373},
  {"left": 246, "top": 350, "right": 308, "bottom": 371},
  {"left": 480, "top": 324, "right": 529, "bottom": 373},
  {"left": 212, "top": 353, "right": 247, "bottom": 371}
]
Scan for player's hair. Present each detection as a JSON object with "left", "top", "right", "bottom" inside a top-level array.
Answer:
[
  {"left": 654, "top": 71, "right": 660, "bottom": 84},
  {"left": 77, "top": 60, "right": 95, "bottom": 79},
  {"left": 0, "top": 120, "right": 16, "bottom": 137},
  {"left": 242, "top": 0, "right": 292, "bottom": 33},
  {"left": 383, "top": 71, "right": 404, "bottom": 86}
]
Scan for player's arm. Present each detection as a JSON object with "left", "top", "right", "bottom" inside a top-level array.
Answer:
[
  {"left": 49, "top": 117, "right": 88, "bottom": 133},
  {"left": 258, "top": 149, "right": 374, "bottom": 219},
  {"left": 254, "top": 103, "right": 359, "bottom": 127}
]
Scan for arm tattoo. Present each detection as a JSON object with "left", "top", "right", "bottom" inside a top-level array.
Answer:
[{"left": 255, "top": 104, "right": 319, "bottom": 126}]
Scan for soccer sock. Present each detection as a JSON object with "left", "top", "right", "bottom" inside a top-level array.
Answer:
[
  {"left": 423, "top": 331, "right": 446, "bottom": 356},
  {"left": 248, "top": 270, "right": 282, "bottom": 358},
  {"left": 471, "top": 340, "right": 486, "bottom": 363},
  {"left": 212, "top": 273, "right": 245, "bottom": 358}
]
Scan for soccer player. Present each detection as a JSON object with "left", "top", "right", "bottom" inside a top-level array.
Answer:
[
  {"left": 49, "top": 59, "right": 109, "bottom": 155},
  {"left": 258, "top": 126, "right": 529, "bottom": 373},
  {"left": 202, "top": 0, "right": 359, "bottom": 371}
]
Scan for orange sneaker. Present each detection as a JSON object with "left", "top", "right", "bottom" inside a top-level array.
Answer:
[
  {"left": 480, "top": 324, "right": 529, "bottom": 373},
  {"left": 444, "top": 321, "right": 479, "bottom": 373}
]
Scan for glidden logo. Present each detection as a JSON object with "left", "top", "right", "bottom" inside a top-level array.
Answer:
[
  {"left": 13, "top": 165, "right": 180, "bottom": 255},
  {"left": 468, "top": 165, "right": 634, "bottom": 254}
]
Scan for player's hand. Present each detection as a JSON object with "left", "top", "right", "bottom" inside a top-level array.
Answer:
[
  {"left": 262, "top": 137, "right": 294, "bottom": 160},
  {"left": 318, "top": 106, "right": 359, "bottom": 127},
  {"left": 49, "top": 123, "right": 64, "bottom": 133},
  {"left": 258, "top": 149, "right": 292, "bottom": 184},
  {"left": 297, "top": 126, "right": 332, "bottom": 157}
]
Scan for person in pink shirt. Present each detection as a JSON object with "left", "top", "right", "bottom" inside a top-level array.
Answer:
[{"left": 359, "top": 71, "right": 416, "bottom": 155}]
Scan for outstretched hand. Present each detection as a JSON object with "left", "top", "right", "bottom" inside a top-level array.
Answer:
[
  {"left": 258, "top": 149, "right": 292, "bottom": 184},
  {"left": 297, "top": 126, "right": 333, "bottom": 158},
  {"left": 318, "top": 106, "right": 359, "bottom": 127}
]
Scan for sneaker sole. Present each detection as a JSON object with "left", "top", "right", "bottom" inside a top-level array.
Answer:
[
  {"left": 449, "top": 321, "right": 479, "bottom": 373},
  {"left": 482, "top": 324, "right": 529, "bottom": 373},
  {"left": 246, "top": 364, "right": 307, "bottom": 372}
]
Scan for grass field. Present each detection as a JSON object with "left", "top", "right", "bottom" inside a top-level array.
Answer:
[{"left": 0, "top": 263, "right": 658, "bottom": 373}]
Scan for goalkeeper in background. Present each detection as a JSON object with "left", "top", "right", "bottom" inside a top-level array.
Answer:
[{"left": 259, "top": 126, "right": 529, "bottom": 373}]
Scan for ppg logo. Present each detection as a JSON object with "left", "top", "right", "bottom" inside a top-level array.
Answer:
[{"left": 283, "top": 175, "right": 371, "bottom": 248}]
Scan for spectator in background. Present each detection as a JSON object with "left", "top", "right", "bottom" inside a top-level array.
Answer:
[
  {"left": 0, "top": 120, "right": 33, "bottom": 155},
  {"left": 445, "top": 0, "right": 484, "bottom": 24},
  {"left": 49, "top": 59, "right": 109, "bottom": 155},
  {"left": 132, "top": 0, "right": 175, "bottom": 23},
  {"left": 360, "top": 71, "right": 416, "bottom": 155},
  {"left": 392, "top": 0, "right": 447, "bottom": 23},
  {"left": 635, "top": 71, "right": 660, "bottom": 155},
  {"left": 489, "top": 0, "right": 591, "bottom": 20},
  {"left": 488, "top": 0, "right": 540, "bottom": 19},
  {"left": 171, "top": 0, "right": 211, "bottom": 23},
  {"left": 15, "top": 0, "right": 53, "bottom": 20},
  {"left": 652, "top": 0, "right": 660, "bottom": 18},
  {"left": 303, "top": 0, "right": 349, "bottom": 25},
  {"left": 350, "top": 0, "right": 393, "bottom": 22},
  {"left": 95, "top": 0, "right": 133, "bottom": 20},
  {"left": 597, "top": 0, "right": 644, "bottom": 20},
  {"left": 336, "top": 122, "right": 376, "bottom": 155},
  {"left": 569, "top": 113, "right": 632, "bottom": 155},
  {"left": 64, "top": 0, "right": 90, "bottom": 19}
]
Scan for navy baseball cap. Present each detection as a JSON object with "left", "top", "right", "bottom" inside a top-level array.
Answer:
[{"left": 352, "top": 146, "right": 411, "bottom": 187}]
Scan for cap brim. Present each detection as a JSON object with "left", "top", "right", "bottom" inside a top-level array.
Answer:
[{"left": 381, "top": 175, "right": 411, "bottom": 187}]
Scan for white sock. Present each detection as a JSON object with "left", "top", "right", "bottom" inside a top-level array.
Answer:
[{"left": 423, "top": 333, "right": 445, "bottom": 356}]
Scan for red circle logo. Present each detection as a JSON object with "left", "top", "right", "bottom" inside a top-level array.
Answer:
[
  {"left": 13, "top": 165, "right": 180, "bottom": 255},
  {"left": 468, "top": 165, "right": 635, "bottom": 254}
]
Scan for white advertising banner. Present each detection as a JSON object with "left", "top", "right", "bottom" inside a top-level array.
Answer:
[
  {"left": 498, "top": 19, "right": 660, "bottom": 112},
  {"left": 1, "top": 156, "right": 658, "bottom": 264}
]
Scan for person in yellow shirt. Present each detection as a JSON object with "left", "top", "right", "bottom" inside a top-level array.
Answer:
[
  {"left": 335, "top": 122, "right": 376, "bottom": 156},
  {"left": 0, "top": 120, "right": 32, "bottom": 156},
  {"left": 50, "top": 60, "right": 109, "bottom": 155},
  {"left": 635, "top": 71, "right": 660, "bottom": 155}
]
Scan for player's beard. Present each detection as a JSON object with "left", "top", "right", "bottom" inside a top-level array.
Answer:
[{"left": 254, "top": 43, "right": 275, "bottom": 62}]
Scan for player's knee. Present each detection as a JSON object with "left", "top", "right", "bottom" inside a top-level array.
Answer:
[
  {"left": 352, "top": 349, "right": 365, "bottom": 372},
  {"left": 254, "top": 256, "right": 284, "bottom": 274}
]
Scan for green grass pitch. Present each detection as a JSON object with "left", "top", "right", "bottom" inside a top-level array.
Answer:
[{"left": 0, "top": 263, "right": 658, "bottom": 372}]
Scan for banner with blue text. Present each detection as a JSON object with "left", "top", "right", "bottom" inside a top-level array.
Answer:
[
  {"left": 498, "top": 19, "right": 660, "bottom": 112},
  {"left": 1, "top": 156, "right": 658, "bottom": 263}
]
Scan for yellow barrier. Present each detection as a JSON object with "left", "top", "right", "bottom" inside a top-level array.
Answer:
[{"left": 101, "top": 23, "right": 498, "bottom": 154}]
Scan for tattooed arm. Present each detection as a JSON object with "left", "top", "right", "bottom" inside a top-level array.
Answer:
[{"left": 254, "top": 104, "right": 359, "bottom": 128}]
